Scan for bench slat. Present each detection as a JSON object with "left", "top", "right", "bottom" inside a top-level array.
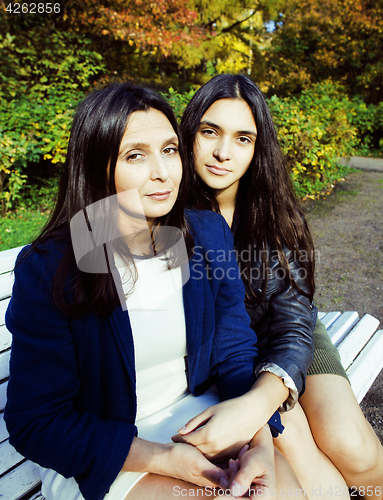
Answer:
[
  {"left": 0, "top": 460, "right": 41, "bottom": 500},
  {"left": 0, "top": 272, "right": 14, "bottom": 301},
  {"left": 327, "top": 311, "right": 359, "bottom": 346},
  {"left": 1, "top": 297, "right": 11, "bottom": 327},
  {"left": 0, "top": 380, "right": 8, "bottom": 412},
  {"left": 338, "top": 314, "right": 380, "bottom": 370},
  {"left": 0, "top": 246, "right": 23, "bottom": 275},
  {"left": 0, "top": 325, "right": 12, "bottom": 352},
  {"left": 320, "top": 311, "right": 341, "bottom": 330},
  {"left": 0, "top": 350, "right": 10, "bottom": 381},
  {"left": 0, "top": 412, "right": 9, "bottom": 443},
  {"left": 0, "top": 440, "right": 25, "bottom": 476},
  {"left": 29, "top": 493, "right": 46, "bottom": 500},
  {"left": 348, "top": 329, "right": 383, "bottom": 403}
]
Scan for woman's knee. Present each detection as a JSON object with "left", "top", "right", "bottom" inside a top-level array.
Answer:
[{"left": 312, "top": 418, "right": 382, "bottom": 475}]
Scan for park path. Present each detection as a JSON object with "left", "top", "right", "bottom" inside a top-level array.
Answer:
[{"left": 302, "top": 158, "right": 383, "bottom": 443}]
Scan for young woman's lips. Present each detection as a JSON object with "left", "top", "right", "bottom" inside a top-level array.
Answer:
[
  {"left": 147, "top": 191, "right": 171, "bottom": 201},
  {"left": 206, "top": 164, "right": 230, "bottom": 176}
]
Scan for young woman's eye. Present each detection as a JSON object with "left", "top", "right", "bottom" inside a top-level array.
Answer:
[
  {"left": 238, "top": 136, "right": 252, "bottom": 144},
  {"left": 201, "top": 128, "right": 216, "bottom": 137}
]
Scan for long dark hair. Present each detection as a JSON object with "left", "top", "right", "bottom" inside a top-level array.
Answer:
[
  {"left": 33, "top": 82, "right": 193, "bottom": 317},
  {"left": 181, "top": 74, "right": 315, "bottom": 303}
]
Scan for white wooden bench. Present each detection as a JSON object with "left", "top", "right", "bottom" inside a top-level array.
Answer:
[{"left": 1, "top": 245, "right": 383, "bottom": 500}]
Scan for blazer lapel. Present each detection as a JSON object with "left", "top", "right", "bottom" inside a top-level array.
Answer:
[
  {"left": 183, "top": 257, "right": 204, "bottom": 387},
  {"left": 108, "top": 306, "right": 136, "bottom": 386}
]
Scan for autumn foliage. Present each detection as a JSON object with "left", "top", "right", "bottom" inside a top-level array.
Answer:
[
  {"left": 61, "top": 0, "right": 206, "bottom": 56},
  {"left": 265, "top": 0, "right": 383, "bottom": 103}
]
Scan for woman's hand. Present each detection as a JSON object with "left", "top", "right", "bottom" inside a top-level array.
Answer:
[
  {"left": 122, "top": 437, "right": 229, "bottom": 488},
  {"left": 166, "top": 441, "right": 230, "bottom": 487},
  {"left": 172, "top": 372, "right": 288, "bottom": 461},
  {"left": 220, "top": 426, "right": 277, "bottom": 498}
]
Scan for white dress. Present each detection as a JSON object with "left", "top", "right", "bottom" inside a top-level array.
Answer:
[{"left": 39, "top": 252, "right": 220, "bottom": 500}]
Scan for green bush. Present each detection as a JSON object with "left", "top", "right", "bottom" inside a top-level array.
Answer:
[
  {"left": 163, "top": 88, "right": 197, "bottom": 121},
  {"left": 0, "top": 27, "right": 105, "bottom": 214},
  {"left": 268, "top": 82, "right": 382, "bottom": 198}
]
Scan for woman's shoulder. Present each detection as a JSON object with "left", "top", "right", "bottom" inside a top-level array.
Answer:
[{"left": 14, "top": 234, "right": 69, "bottom": 279}]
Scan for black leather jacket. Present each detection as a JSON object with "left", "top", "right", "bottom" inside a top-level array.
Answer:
[{"left": 240, "top": 244, "right": 316, "bottom": 399}]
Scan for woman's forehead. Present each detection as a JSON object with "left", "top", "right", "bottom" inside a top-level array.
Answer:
[{"left": 120, "top": 108, "right": 177, "bottom": 149}]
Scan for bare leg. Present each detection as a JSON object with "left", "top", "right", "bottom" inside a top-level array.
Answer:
[
  {"left": 125, "top": 474, "right": 222, "bottom": 499},
  {"left": 300, "top": 374, "right": 383, "bottom": 500},
  {"left": 274, "top": 448, "right": 309, "bottom": 499},
  {"left": 274, "top": 402, "right": 349, "bottom": 500}
]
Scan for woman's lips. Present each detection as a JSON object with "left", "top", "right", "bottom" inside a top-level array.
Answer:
[
  {"left": 206, "top": 164, "right": 230, "bottom": 176},
  {"left": 147, "top": 191, "right": 171, "bottom": 201}
]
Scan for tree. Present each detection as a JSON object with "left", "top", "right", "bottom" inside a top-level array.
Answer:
[{"left": 264, "top": 0, "right": 383, "bottom": 102}]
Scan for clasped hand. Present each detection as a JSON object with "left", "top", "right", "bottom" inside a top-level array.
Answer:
[
  {"left": 172, "top": 395, "right": 264, "bottom": 460},
  {"left": 171, "top": 427, "right": 276, "bottom": 498}
]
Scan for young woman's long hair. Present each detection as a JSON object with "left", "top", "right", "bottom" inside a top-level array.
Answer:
[
  {"left": 33, "top": 83, "right": 193, "bottom": 317},
  {"left": 181, "top": 74, "right": 315, "bottom": 304}
]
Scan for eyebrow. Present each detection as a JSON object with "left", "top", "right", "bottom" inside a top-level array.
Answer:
[
  {"left": 119, "top": 135, "right": 179, "bottom": 154},
  {"left": 199, "top": 120, "right": 257, "bottom": 137}
]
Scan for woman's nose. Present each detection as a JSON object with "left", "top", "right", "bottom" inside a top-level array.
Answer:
[
  {"left": 150, "top": 156, "right": 170, "bottom": 181},
  {"left": 213, "top": 139, "right": 231, "bottom": 162}
]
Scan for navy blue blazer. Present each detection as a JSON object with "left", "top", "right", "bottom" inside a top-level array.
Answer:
[{"left": 5, "top": 210, "right": 282, "bottom": 500}]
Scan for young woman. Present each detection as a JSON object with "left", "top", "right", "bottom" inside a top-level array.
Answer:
[
  {"left": 4, "top": 82, "right": 307, "bottom": 500},
  {"left": 177, "top": 73, "right": 383, "bottom": 499}
]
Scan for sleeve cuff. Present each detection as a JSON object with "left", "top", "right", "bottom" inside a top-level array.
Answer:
[
  {"left": 267, "top": 411, "right": 284, "bottom": 437},
  {"left": 255, "top": 362, "right": 299, "bottom": 412}
]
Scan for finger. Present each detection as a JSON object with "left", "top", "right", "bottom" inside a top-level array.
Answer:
[
  {"left": 230, "top": 459, "right": 264, "bottom": 497},
  {"left": 237, "top": 444, "right": 250, "bottom": 460},
  {"left": 202, "top": 463, "right": 230, "bottom": 489},
  {"left": 171, "top": 428, "right": 207, "bottom": 447},
  {"left": 228, "top": 459, "right": 240, "bottom": 483},
  {"left": 177, "top": 408, "right": 213, "bottom": 435}
]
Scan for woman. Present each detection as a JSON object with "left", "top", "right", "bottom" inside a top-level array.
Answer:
[
  {"left": 5, "top": 82, "right": 304, "bottom": 500},
  {"left": 177, "top": 74, "right": 383, "bottom": 499}
]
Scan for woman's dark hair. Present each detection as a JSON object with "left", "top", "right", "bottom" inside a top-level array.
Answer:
[
  {"left": 33, "top": 82, "right": 192, "bottom": 317},
  {"left": 181, "top": 74, "right": 315, "bottom": 303}
]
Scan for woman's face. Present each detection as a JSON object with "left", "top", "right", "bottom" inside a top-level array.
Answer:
[
  {"left": 193, "top": 98, "right": 257, "bottom": 199},
  {"left": 114, "top": 107, "right": 182, "bottom": 225}
]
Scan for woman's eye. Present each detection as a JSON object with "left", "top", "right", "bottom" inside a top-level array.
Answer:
[
  {"left": 163, "top": 146, "right": 178, "bottom": 155},
  {"left": 238, "top": 136, "right": 251, "bottom": 144},
  {"left": 126, "top": 152, "right": 144, "bottom": 162}
]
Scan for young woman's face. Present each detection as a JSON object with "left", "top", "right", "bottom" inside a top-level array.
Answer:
[
  {"left": 193, "top": 98, "right": 257, "bottom": 198},
  {"left": 114, "top": 107, "right": 182, "bottom": 225}
]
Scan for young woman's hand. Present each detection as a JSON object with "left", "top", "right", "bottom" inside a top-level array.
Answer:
[
  {"left": 220, "top": 427, "right": 277, "bottom": 498},
  {"left": 172, "top": 372, "right": 288, "bottom": 461},
  {"left": 171, "top": 395, "right": 260, "bottom": 461}
]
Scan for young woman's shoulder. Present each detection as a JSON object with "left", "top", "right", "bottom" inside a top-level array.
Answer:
[{"left": 185, "top": 209, "right": 234, "bottom": 249}]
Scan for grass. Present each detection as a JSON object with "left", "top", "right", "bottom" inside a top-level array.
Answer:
[
  {"left": 0, "top": 207, "right": 50, "bottom": 251},
  {"left": 0, "top": 177, "right": 57, "bottom": 251}
]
